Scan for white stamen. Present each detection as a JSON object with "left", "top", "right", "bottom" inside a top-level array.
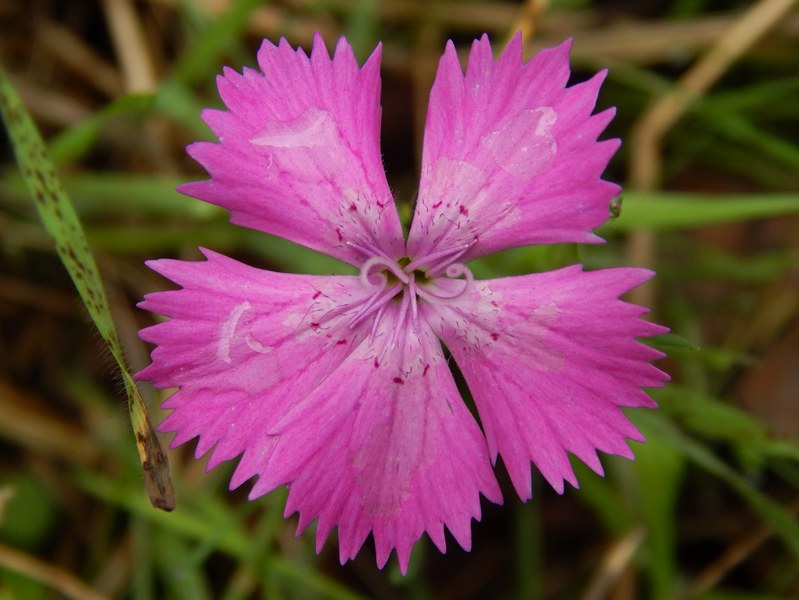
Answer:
[
  {"left": 348, "top": 282, "right": 402, "bottom": 328},
  {"left": 405, "top": 241, "right": 473, "bottom": 274},
  {"left": 369, "top": 303, "right": 387, "bottom": 344},
  {"left": 408, "top": 276, "right": 420, "bottom": 328},
  {"left": 348, "top": 244, "right": 476, "bottom": 346},
  {"left": 390, "top": 289, "right": 411, "bottom": 349},
  {"left": 414, "top": 263, "right": 474, "bottom": 303},
  {"left": 360, "top": 256, "right": 409, "bottom": 288},
  {"left": 347, "top": 234, "right": 389, "bottom": 260}
]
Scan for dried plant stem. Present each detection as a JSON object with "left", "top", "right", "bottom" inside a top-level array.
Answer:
[
  {"left": 681, "top": 526, "right": 771, "bottom": 599},
  {"left": 629, "top": 0, "right": 799, "bottom": 190},
  {"left": 506, "top": 0, "right": 550, "bottom": 43},
  {"left": 581, "top": 528, "right": 646, "bottom": 600},
  {"left": 0, "top": 542, "right": 109, "bottom": 600},
  {"left": 37, "top": 22, "right": 123, "bottom": 98},
  {"left": 0, "top": 381, "right": 100, "bottom": 465},
  {"left": 679, "top": 498, "right": 799, "bottom": 598},
  {"left": 10, "top": 77, "right": 91, "bottom": 126},
  {"left": 101, "top": 0, "right": 157, "bottom": 92},
  {"left": 139, "top": 0, "right": 799, "bottom": 66},
  {"left": 0, "top": 275, "right": 76, "bottom": 316},
  {"left": 626, "top": 0, "right": 798, "bottom": 307},
  {"left": 535, "top": 13, "right": 799, "bottom": 62}
]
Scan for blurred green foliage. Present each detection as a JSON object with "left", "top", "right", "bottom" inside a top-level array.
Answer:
[{"left": 1, "top": 0, "right": 799, "bottom": 599}]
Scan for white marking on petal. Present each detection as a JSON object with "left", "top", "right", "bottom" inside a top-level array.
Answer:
[
  {"left": 481, "top": 107, "right": 558, "bottom": 178},
  {"left": 532, "top": 301, "right": 560, "bottom": 323},
  {"left": 245, "top": 334, "right": 273, "bottom": 354},
  {"left": 250, "top": 108, "right": 336, "bottom": 148},
  {"left": 218, "top": 301, "right": 252, "bottom": 363},
  {"left": 527, "top": 302, "right": 566, "bottom": 371},
  {"left": 419, "top": 157, "right": 522, "bottom": 238},
  {"left": 261, "top": 152, "right": 275, "bottom": 179}
]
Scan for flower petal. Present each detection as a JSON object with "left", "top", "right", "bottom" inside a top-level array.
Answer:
[
  {"left": 250, "top": 305, "right": 501, "bottom": 573},
  {"left": 137, "top": 248, "right": 375, "bottom": 482},
  {"left": 137, "top": 250, "right": 500, "bottom": 573},
  {"left": 408, "top": 34, "right": 620, "bottom": 263},
  {"left": 180, "top": 34, "right": 405, "bottom": 265},
  {"left": 424, "top": 266, "right": 669, "bottom": 498}
]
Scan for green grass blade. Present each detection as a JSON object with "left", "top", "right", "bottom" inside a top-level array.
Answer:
[
  {"left": 75, "top": 472, "right": 369, "bottom": 600},
  {"left": 513, "top": 502, "right": 542, "bottom": 600},
  {"left": 637, "top": 412, "right": 799, "bottom": 559},
  {"left": 606, "top": 193, "right": 799, "bottom": 231},
  {"left": 0, "top": 67, "right": 175, "bottom": 512},
  {"left": 170, "top": 0, "right": 264, "bottom": 85},
  {"left": 344, "top": 0, "right": 379, "bottom": 61},
  {"left": 48, "top": 92, "right": 155, "bottom": 165},
  {"left": 632, "top": 432, "right": 685, "bottom": 599}
]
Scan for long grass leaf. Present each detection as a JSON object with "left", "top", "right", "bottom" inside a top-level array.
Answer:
[
  {"left": 607, "top": 193, "right": 799, "bottom": 231},
  {"left": 170, "top": 0, "right": 264, "bottom": 85},
  {"left": 0, "top": 67, "right": 175, "bottom": 511},
  {"left": 637, "top": 412, "right": 799, "bottom": 559}
]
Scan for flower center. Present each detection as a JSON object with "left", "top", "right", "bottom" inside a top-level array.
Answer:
[{"left": 346, "top": 243, "right": 475, "bottom": 342}]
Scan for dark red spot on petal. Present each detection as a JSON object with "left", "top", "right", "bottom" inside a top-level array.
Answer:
[
  {"left": 374, "top": 358, "right": 379, "bottom": 368},
  {"left": 432, "top": 201, "right": 442, "bottom": 209},
  {"left": 312, "top": 291, "right": 321, "bottom": 299},
  {"left": 459, "top": 205, "right": 469, "bottom": 216},
  {"left": 349, "top": 203, "right": 357, "bottom": 212},
  {"left": 393, "top": 377, "right": 404, "bottom": 385},
  {"left": 336, "top": 339, "right": 347, "bottom": 345},
  {"left": 423, "top": 364, "right": 430, "bottom": 376},
  {"left": 491, "top": 333, "right": 499, "bottom": 341},
  {"left": 310, "top": 322, "right": 320, "bottom": 331}
]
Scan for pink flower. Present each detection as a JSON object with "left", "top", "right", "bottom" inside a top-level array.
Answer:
[{"left": 138, "top": 33, "right": 668, "bottom": 573}]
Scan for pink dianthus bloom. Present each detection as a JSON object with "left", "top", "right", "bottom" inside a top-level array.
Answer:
[{"left": 138, "top": 33, "right": 669, "bottom": 573}]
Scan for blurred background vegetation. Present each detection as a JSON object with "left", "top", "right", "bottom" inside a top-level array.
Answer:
[{"left": 1, "top": 0, "right": 799, "bottom": 598}]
